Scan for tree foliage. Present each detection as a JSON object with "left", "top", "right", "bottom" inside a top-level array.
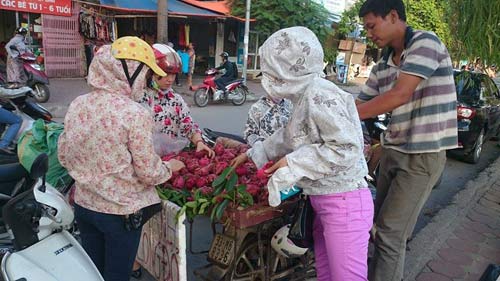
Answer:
[
  {"left": 338, "top": 0, "right": 452, "bottom": 48},
  {"left": 337, "top": 0, "right": 364, "bottom": 39},
  {"left": 227, "top": 0, "right": 332, "bottom": 43},
  {"left": 403, "top": 0, "right": 451, "bottom": 48},
  {"left": 447, "top": 0, "right": 500, "bottom": 65}
]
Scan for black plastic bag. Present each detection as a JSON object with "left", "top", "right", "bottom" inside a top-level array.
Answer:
[{"left": 287, "top": 195, "right": 314, "bottom": 248}]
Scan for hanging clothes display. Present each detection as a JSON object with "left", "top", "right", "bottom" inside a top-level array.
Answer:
[
  {"left": 185, "top": 24, "right": 190, "bottom": 45},
  {"left": 79, "top": 11, "right": 97, "bottom": 39},
  {"left": 178, "top": 24, "right": 186, "bottom": 47},
  {"left": 79, "top": 7, "right": 114, "bottom": 42}
]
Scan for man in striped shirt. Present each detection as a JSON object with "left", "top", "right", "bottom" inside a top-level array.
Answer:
[{"left": 355, "top": 0, "right": 458, "bottom": 280}]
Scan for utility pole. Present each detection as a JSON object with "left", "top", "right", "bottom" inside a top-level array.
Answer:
[
  {"left": 157, "top": 0, "right": 168, "bottom": 43},
  {"left": 242, "top": 0, "right": 251, "bottom": 83}
]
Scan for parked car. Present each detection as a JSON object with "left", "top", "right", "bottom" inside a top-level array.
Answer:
[{"left": 448, "top": 70, "right": 500, "bottom": 163}]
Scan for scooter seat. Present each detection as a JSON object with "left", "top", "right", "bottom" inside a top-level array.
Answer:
[{"left": 0, "top": 162, "right": 27, "bottom": 183}]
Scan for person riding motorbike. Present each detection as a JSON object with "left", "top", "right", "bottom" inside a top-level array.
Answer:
[
  {"left": 214, "top": 52, "right": 237, "bottom": 100},
  {"left": 5, "top": 27, "right": 28, "bottom": 85}
]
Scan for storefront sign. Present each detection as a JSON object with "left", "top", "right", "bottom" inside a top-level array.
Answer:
[{"left": 0, "top": 0, "right": 72, "bottom": 17}]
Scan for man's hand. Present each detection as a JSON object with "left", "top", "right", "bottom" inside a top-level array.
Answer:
[
  {"left": 230, "top": 153, "right": 248, "bottom": 168},
  {"left": 264, "top": 157, "right": 288, "bottom": 174},
  {"left": 167, "top": 159, "right": 185, "bottom": 172},
  {"left": 196, "top": 141, "right": 215, "bottom": 158}
]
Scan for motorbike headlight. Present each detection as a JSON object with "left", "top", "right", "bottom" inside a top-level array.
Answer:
[{"left": 30, "top": 64, "right": 42, "bottom": 71}]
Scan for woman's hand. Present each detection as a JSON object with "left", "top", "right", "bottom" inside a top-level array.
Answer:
[
  {"left": 230, "top": 153, "right": 248, "bottom": 168},
  {"left": 265, "top": 157, "right": 288, "bottom": 174},
  {"left": 196, "top": 141, "right": 215, "bottom": 158},
  {"left": 167, "top": 159, "right": 185, "bottom": 172}
]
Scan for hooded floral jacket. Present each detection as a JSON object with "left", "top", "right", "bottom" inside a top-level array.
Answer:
[
  {"left": 247, "top": 27, "right": 368, "bottom": 206},
  {"left": 58, "top": 45, "right": 173, "bottom": 215}
]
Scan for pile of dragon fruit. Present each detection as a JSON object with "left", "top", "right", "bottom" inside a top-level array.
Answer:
[{"left": 160, "top": 143, "right": 270, "bottom": 203}]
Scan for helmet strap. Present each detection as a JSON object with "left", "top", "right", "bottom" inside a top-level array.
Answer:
[{"left": 120, "top": 59, "right": 145, "bottom": 88}]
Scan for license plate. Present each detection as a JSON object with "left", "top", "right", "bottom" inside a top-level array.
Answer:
[{"left": 208, "top": 234, "right": 235, "bottom": 268}]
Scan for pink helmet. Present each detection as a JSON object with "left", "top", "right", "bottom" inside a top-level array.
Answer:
[{"left": 152, "top": 43, "right": 182, "bottom": 74}]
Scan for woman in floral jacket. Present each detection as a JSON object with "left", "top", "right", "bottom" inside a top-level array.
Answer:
[
  {"left": 140, "top": 43, "right": 214, "bottom": 158},
  {"left": 132, "top": 43, "right": 213, "bottom": 278},
  {"left": 58, "top": 37, "right": 185, "bottom": 281}
]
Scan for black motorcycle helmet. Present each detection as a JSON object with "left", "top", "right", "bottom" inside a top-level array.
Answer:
[{"left": 16, "top": 27, "right": 28, "bottom": 35}]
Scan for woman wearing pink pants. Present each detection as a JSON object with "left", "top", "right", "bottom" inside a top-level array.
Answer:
[
  {"left": 233, "top": 26, "right": 374, "bottom": 281},
  {"left": 311, "top": 189, "right": 373, "bottom": 280}
]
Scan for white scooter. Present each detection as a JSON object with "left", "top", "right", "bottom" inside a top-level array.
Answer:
[{"left": 0, "top": 153, "right": 103, "bottom": 281}]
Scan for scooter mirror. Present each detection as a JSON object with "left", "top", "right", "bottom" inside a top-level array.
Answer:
[{"left": 30, "top": 153, "right": 48, "bottom": 180}]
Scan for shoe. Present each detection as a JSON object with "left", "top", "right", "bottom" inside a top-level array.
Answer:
[
  {"left": 176, "top": 83, "right": 182, "bottom": 87},
  {"left": 0, "top": 147, "right": 15, "bottom": 155},
  {"left": 131, "top": 266, "right": 142, "bottom": 279}
]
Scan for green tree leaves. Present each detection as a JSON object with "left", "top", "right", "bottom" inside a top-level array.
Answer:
[
  {"left": 228, "top": 0, "right": 332, "bottom": 43},
  {"left": 447, "top": 0, "right": 500, "bottom": 64}
]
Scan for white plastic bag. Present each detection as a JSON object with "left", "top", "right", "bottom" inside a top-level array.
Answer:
[{"left": 152, "top": 133, "right": 189, "bottom": 157}]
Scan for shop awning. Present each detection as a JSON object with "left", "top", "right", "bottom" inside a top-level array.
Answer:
[
  {"left": 181, "top": 0, "right": 255, "bottom": 22},
  {"left": 180, "top": 0, "right": 229, "bottom": 15},
  {"left": 99, "top": 0, "right": 225, "bottom": 17}
]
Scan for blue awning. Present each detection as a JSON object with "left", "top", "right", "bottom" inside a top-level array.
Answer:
[{"left": 99, "top": 0, "right": 224, "bottom": 17}]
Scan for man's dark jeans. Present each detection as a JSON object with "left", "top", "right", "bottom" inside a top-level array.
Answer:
[
  {"left": 74, "top": 204, "right": 142, "bottom": 281},
  {"left": 215, "top": 76, "right": 233, "bottom": 91}
]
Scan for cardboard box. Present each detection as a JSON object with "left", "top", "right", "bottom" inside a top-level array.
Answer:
[
  {"left": 353, "top": 42, "right": 367, "bottom": 54},
  {"left": 343, "top": 51, "right": 365, "bottom": 65},
  {"left": 338, "top": 39, "right": 354, "bottom": 51},
  {"left": 136, "top": 200, "right": 187, "bottom": 281}
]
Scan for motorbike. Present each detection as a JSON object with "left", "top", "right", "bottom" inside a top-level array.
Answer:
[
  {"left": 1, "top": 153, "right": 103, "bottom": 281},
  {"left": 0, "top": 51, "right": 50, "bottom": 103},
  {"left": 193, "top": 68, "right": 248, "bottom": 107},
  {"left": 201, "top": 128, "right": 247, "bottom": 146},
  {"left": 0, "top": 85, "right": 52, "bottom": 160}
]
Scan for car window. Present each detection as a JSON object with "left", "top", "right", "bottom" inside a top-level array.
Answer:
[
  {"left": 486, "top": 77, "right": 500, "bottom": 96},
  {"left": 482, "top": 76, "right": 500, "bottom": 105},
  {"left": 454, "top": 71, "right": 480, "bottom": 101}
]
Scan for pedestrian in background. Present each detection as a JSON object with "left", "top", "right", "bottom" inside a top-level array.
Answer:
[
  {"left": 187, "top": 42, "right": 196, "bottom": 90},
  {"left": 177, "top": 46, "right": 190, "bottom": 86},
  {"left": 167, "top": 42, "right": 181, "bottom": 87},
  {"left": 355, "top": 0, "right": 458, "bottom": 280},
  {"left": 5, "top": 27, "right": 28, "bottom": 84},
  {"left": 58, "top": 37, "right": 185, "bottom": 281}
]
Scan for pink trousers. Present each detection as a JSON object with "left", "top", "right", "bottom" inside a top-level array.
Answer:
[{"left": 310, "top": 188, "right": 374, "bottom": 281}]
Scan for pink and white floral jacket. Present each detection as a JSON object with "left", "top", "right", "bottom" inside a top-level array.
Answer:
[{"left": 58, "top": 45, "right": 173, "bottom": 215}]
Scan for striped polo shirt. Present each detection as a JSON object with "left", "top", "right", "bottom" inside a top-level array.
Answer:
[{"left": 358, "top": 27, "right": 458, "bottom": 153}]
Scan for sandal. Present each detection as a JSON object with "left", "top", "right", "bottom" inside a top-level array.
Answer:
[{"left": 131, "top": 266, "right": 142, "bottom": 279}]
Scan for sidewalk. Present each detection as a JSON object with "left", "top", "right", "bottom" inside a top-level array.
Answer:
[{"left": 405, "top": 157, "right": 500, "bottom": 281}]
